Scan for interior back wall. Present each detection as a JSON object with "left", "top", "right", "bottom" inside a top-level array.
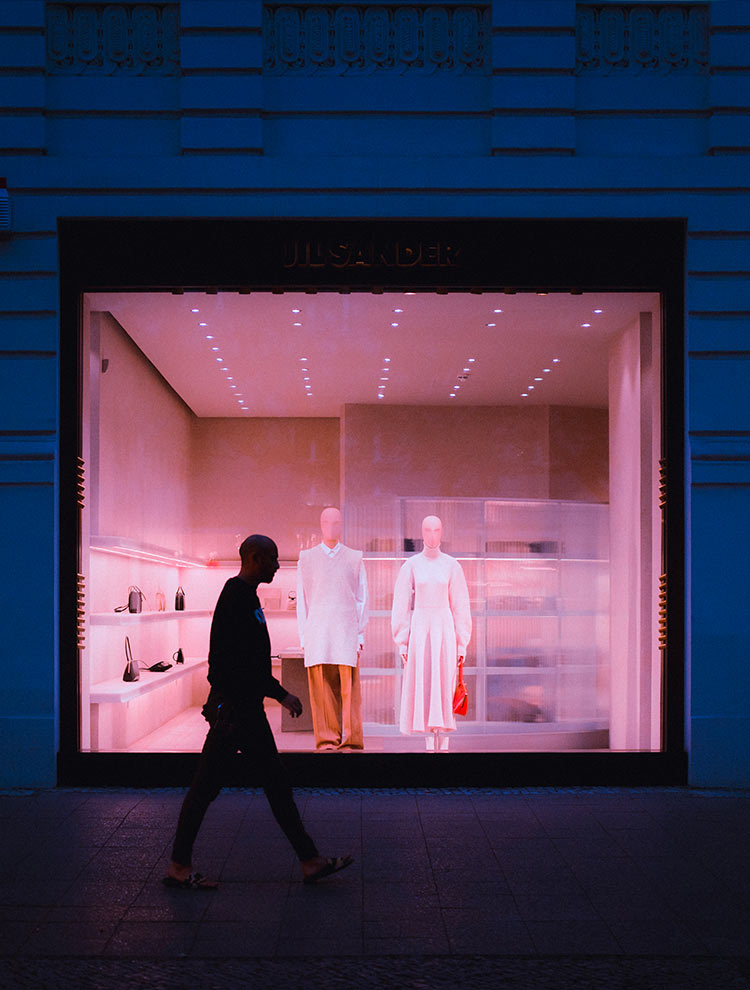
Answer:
[
  {"left": 342, "top": 404, "right": 608, "bottom": 504},
  {"left": 190, "top": 418, "right": 340, "bottom": 561}
]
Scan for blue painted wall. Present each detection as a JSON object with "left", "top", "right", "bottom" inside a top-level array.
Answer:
[{"left": 1, "top": 0, "right": 749, "bottom": 786}]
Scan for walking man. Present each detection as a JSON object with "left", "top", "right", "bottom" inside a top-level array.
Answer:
[{"left": 165, "top": 533, "right": 353, "bottom": 889}]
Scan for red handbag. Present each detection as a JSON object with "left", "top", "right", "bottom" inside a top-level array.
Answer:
[{"left": 453, "top": 659, "right": 468, "bottom": 716}]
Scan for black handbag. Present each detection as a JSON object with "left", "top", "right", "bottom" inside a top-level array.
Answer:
[
  {"left": 175, "top": 586, "right": 185, "bottom": 611},
  {"left": 123, "top": 636, "right": 139, "bottom": 682},
  {"left": 114, "top": 585, "right": 145, "bottom": 614}
]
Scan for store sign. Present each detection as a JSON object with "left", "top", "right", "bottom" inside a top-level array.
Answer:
[{"left": 283, "top": 238, "right": 461, "bottom": 270}]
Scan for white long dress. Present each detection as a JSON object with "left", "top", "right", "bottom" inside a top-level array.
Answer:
[{"left": 392, "top": 551, "right": 472, "bottom": 734}]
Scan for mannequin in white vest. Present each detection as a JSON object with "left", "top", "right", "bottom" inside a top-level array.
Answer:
[{"left": 297, "top": 507, "right": 368, "bottom": 751}]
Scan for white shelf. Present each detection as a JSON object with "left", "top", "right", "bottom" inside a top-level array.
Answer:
[
  {"left": 90, "top": 536, "right": 207, "bottom": 568},
  {"left": 90, "top": 656, "right": 208, "bottom": 704},
  {"left": 90, "top": 609, "right": 214, "bottom": 626}
]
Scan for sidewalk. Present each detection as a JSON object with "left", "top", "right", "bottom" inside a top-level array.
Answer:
[{"left": 1, "top": 786, "right": 748, "bottom": 988}]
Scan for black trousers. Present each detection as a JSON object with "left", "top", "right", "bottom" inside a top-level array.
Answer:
[{"left": 171, "top": 699, "right": 318, "bottom": 866}]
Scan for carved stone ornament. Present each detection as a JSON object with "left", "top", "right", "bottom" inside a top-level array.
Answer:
[
  {"left": 575, "top": 4, "right": 709, "bottom": 73},
  {"left": 264, "top": 4, "right": 489, "bottom": 74},
  {"left": 46, "top": 4, "right": 180, "bottom": 74}
]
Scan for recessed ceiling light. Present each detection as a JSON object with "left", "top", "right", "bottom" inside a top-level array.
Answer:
[
  {"left": 493, "top": 309, "right": 503, "bottom": 313},
  {"left": 211, "top": 346, "right": 219, "bottom": 351},
  {"left": 468, "top": 358, "right": 475, "bottom": 362},
  {"left": 293, "top": 322, "right": 302, "bottom": 327},
  {"left": 199, "top": 322, "right": 207, "bottom": 327},
  {"left": 543, "top": 368, "right": 551, "bottom": 373},
  {"left": 594, "top": 309, "right": 603, "bottom": 314},
  {"left": 449, "top": 393, "right": 456, "bottom": 397},
  {"left": 454, "top": 384, "right": 461, "bottom": 389},
  {"left": 299, "top": 357, "right": 308, "bottom": 361},
  {"left": 534, "top": 377, "right": 542, "bottom": 381},
  {"left": 463, "top": 367, "right": 470, "bottom": 372},
  {"left": 384, "top": 357, "right": 391, "bottom": 362},
  {"left": 391, "top": 323, "right": 399, "bottom": 328},
  {"left": 581, "top": 323, "right": 591, "bottom": 328},
  {"left": 191, "top": 308, "right": 199, "bottom": 313},
  {"left": 306, "top": 393, "right": 313, "bottom": 397},
  {"left": 553, "top": 358, "right": 560, "bottom": 363},
  {"left": 528, "top": 385, "right": 535, "bottom": 390},
  {"left": 205, "top": 335, "right": 214, "bottom": 340},
  {"left": 394, "top": 308, "right": 403, "bottom": 313},
  {"left": 303, "top": 376, "right": 310, "bottom": 381},
  {"left": 216, "top": 357, "right": 222, "bottom": 362},
  {"left": 486, "top": 323, "right": 496, "bottom": 328},
  {"left": 380, "top": 377, "right": 389, "bottom": 381},
  {"left": 521, "top": 393, "right": 529, "bottom": 397},
  {"left": 292, "top": 308, "right": 301, "bottom": 314},
  {"left": 231, "top": 384, "right": 237, "bottom": 389}
]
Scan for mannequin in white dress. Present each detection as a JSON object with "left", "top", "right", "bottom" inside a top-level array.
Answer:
[
  {"left": 391, "top": 515, "right": 471, "bottom": 751},
  {"left": 297, "top": 507, "right": 368, "bottom": 751}
]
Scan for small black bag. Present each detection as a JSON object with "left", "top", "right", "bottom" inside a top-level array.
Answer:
[
  {"left": 175, "top": 586, "right": 185, "bottom": 611},
  {"left": 123, "top": 636, "right": 139, "bottom": 682},
  {"left": 114, "top": 585, "right": 145, "bottom": 614}
]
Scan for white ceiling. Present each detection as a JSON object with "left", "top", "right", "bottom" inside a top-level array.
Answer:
[{"left": 88, "top": 290, "right": 659, "bottom": 418}]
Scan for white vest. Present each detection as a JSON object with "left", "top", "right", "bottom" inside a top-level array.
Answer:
[{"left": 297, "top": 543, "right": 367, "bottom": 667}]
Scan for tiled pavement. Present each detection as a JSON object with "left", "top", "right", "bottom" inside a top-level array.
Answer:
[{"left": 0, "top": 786, "right": 748, "bottom": 988}]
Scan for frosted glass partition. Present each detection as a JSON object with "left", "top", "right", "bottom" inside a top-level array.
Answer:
[{"left": 346, "top": 496, "right": 610, "bottom": 746}]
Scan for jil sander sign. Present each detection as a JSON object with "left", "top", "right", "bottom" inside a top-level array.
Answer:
[{"left": 283, "top": 239, "right": 461, "bottom": 270}]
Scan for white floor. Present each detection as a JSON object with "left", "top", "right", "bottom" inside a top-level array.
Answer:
[{"left": 124, "top": 703, "right": 609, "bottom": 753}]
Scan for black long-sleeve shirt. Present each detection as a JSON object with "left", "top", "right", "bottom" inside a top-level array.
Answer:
[{"left": 207, "top": 577, "right": 287, "bottom": 708}]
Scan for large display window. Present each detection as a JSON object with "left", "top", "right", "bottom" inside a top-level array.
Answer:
[{"left": 78, "top": 288, "right": 662, "bottom": 757}]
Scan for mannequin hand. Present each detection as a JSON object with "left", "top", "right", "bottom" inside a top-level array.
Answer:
[{"left": 281, "top": 693, "right": 303, "bottom": 718}]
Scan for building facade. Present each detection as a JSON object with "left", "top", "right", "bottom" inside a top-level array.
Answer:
[{"left": 1, "top": 0, "right": 749, "bottom": 787}]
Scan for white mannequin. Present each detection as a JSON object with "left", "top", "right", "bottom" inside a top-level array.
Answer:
[
  {"left": 392, "top": 514, "right": 471, "bottom": 751},
  {"left": 320, "top": 508, "right": 364, "bottom": 658},
  {"left": 297, "top": 506, "right": 368, "bottom": 751}
]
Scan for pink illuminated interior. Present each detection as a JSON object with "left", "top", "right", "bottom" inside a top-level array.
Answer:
[{"left": 80, "top": 290, "right": 662, "bottom": 755}]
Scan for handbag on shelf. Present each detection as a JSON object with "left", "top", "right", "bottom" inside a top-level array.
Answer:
[
  {"left": 114, "top": 585, "right": 145, "bottom": 614},
  {"left": 175, "top": 586, "right": 185, "bottom": 611},
  {"left": 452, "top": 659, "right": 468, "bottom": 716},
  {"left": 122, "top": 636, "right": 139, "bottom": 682}
]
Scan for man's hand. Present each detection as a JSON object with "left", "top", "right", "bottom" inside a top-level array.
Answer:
[{"left": 281, "top": 692, "right": 303, "bottom": 718}]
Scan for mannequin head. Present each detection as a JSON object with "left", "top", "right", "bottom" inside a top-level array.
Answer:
[
  {"left": 320, "top": 506, "right": 342, "bottom": 548},
  {"left": 422, "top": 515, "right": 442, "bottom": 551}
]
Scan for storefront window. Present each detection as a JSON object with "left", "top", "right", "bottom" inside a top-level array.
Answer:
[{"left": 79, "top": 289, "right": 662, "bottom": 754}]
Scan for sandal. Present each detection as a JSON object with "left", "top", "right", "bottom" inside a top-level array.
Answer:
[
  {"left": 303, "top": 855, "right": 354, "bottom": 884},
  {"left": 162, "top": 871, "right": 219, "bottom": 891}
]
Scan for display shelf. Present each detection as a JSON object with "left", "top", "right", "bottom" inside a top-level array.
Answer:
[
  {"left": 351, "top": 495, "right": 610, "bottom": 731},
  {"left": 90, "top": 608, "right": 214, "bottom": 626},
  {"left": 89, "top": 657, "right": 208, "bottom": 704},
  {"left": 90, "top": 536, "right": 207, "bottom": 568}
]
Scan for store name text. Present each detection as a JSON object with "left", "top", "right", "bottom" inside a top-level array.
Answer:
[{"left": 283, "top": 239, "right": 461, "bottom": 270}]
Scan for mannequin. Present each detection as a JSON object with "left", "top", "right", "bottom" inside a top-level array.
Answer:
[
  {"left": 297, "top": 507, "right": 368, "bottom": 751},
  {"left": 391, "top": 515, "right": 471, "bottom": 751}
]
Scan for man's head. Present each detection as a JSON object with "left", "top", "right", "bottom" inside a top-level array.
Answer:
[{"left": 238, "top": 534, "right": 279, "bottom": 585}]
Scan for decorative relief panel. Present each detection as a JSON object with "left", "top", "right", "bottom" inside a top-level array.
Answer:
[
  {"left": 264, "top": 5, "right": 489, "bottom": 74},
  {"left": 576, "top": 5, "right": 708, "bottom": 72},
  {"left": 46, "top": 4, "right": 179, "bottom": 74}
]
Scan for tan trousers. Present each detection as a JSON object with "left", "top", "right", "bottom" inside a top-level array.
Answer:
[{"left": 306, "top": 664, "right": 363, "bottom": 751}]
